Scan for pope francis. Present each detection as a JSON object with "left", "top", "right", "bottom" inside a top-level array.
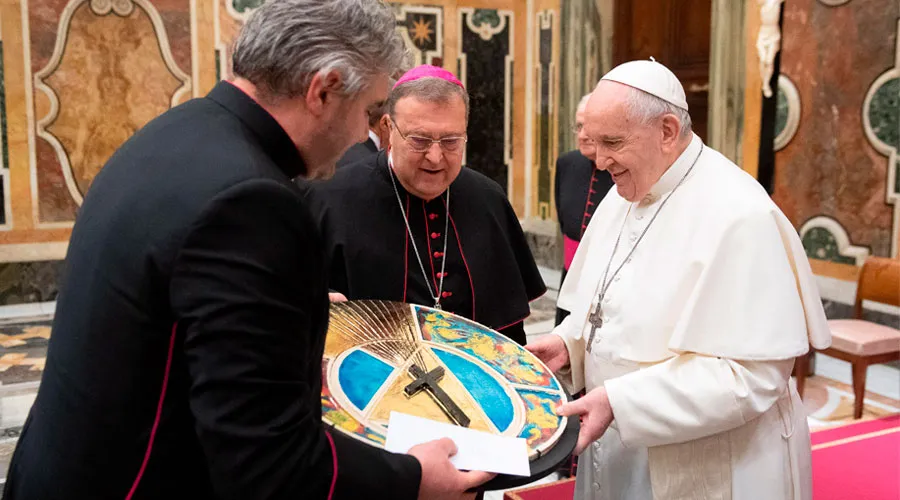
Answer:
[{"left": 527, "top": 60, "right": 831, "bottom": 499}]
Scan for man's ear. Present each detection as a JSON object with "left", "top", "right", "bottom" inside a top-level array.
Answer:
[
  {"left": 305, "top": 70, "right": 343, "bottom": 117},
  {"left": 660, "top": 114, "right": 681, "bottom": 148}
]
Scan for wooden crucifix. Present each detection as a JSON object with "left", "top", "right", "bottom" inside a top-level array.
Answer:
[{"left": 403, "top": 363, "right": 471, "bottom": 428}]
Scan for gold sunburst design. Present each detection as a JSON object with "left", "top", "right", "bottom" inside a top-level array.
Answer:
[
  {"left": 321, "top": 300, "right": 569, "bottom": 460},
  {"left": 410, "top": 16, "right": 434, "bottom": 46}
]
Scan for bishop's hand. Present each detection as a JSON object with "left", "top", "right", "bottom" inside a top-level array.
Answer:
[
  {"left": 525, "top": 335, "right": 569, "bottom": 372},
  {"left": 408, "top": 438, "right": 495, "bottom": 500},
  {"left": 556, "top": 387, "right": 614, "bottom": 455}
]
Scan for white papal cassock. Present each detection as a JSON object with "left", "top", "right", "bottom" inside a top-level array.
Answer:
[{"left": 554, "top": 133, "right": 832, "bottom": 500}]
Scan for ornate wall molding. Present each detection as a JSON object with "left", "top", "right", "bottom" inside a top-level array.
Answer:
[
  {"left": 464, "top": 8, "right": 508, "bottom": 42},
  {"left": 533, "top": 9, "right": 557, "bottom": 221},
  {"left": 224, "top": 0, "right": 261, "bottom": 22},
  {"left": 774, "top": 74, "right": 800, "bottom": 151},
  {"left": 799, "top": 215, "right": 871, "bottom": 265},
  {"left": 33, "top": 0, "right": 191, "bottom": 206},
  {"left": 394, "top": 5, "right": 443, "bottom": 68},
  {"left": 457, "top": 8, "right": 513, "bottom": 193},
  {"left": 862, "top": 18, "right": 899, "bottom": 257}
]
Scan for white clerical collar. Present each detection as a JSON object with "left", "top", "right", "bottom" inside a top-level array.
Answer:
[
  {"left": 645, "top": 132, "right": 702, "bottom": 202},
  {"left": 369, "top": 129, "right": 381, "bottom": 150}
]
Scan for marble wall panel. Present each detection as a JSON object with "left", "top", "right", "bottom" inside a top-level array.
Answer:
[
  {"left": 459, "top": 8, "right": 513, "bottom": 192},
  {"left": 534, "top": 10, "right": 556, "bottom": 220},
  {"left": 394, "top": 4, "right": 443, "bottom": 67},
  {"left": 30, "top": 0, "right": 192, "bottom": 222},
  {"left": 774, "top": 0, "right": 898, "bottom": 265}
]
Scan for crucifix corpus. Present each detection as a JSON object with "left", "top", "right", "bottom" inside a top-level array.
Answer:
[
  {"left": 403, "top": 363, "right": 471, "bottom": 428},
  {"left": 585, "top": 303, "right": 603, "bottom": 353}
]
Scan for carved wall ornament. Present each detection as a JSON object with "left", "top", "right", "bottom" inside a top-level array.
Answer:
[
  {"left": 465, "top": 8, "right": 508, "bottom": 42},
  {"left": 799, "top": 216, "right": 870, "bottom": 265},
  {"left": 756, "top": 0, "right": 784, "bottom": 98},
  {"left": 89, "top": 0, "right": 134, "bottom": 17},
  {"left": 774, "top": 75, "right": 800, "bottom": 151},
  {"left": 392, "top": 5, "right": 443, "bottom": 67}
]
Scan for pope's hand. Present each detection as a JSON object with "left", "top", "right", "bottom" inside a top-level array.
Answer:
[
  {"left": 556, "top": 387, "right": 614, "bottom": 455},
  {"left": 328, "top": 292, "right": 348, "bottom": 303},
  {"left": 525, "top": 335, "right": 569, "bottom": 372},
  {"left": 409, "top": 438, "right": 495, "bottom": 500}
]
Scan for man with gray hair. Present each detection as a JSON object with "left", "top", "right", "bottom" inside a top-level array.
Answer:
[
  {"left": 553, "top": 93, "right": 614, "bottom": 326},
  {"left": 4, "top": 1, "right": 490, "bottom": 499},
  {"left": 527, "top": 59, "right": 830, "bottom": 498}
]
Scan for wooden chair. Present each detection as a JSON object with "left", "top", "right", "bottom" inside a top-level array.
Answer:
[{"left": 795, "top": 256, "right": 900, "bottom": 419}]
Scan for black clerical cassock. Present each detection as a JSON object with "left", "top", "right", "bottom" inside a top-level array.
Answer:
[
  {"left": 305, "top": 151, "right": 546, "bottom": 345},
  {"left": 4, "top": 82, "right": 420, "bottom": 500}
]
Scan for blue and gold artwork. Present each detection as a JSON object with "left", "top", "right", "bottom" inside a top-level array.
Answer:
[
  {"left": 419, "top": 308, "right": 559, "bottom": 390},
  {"left": 321, "top": 300, "right": 568, "bottom": 460},
  {"left": 517, "top": 389, "right": 564, "bottom": 450}
]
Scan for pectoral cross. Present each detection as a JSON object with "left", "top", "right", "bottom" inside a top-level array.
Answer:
[
  {"left": 404, "top": 363, "right": 471, "bottom": 427},
  {"left": 585, "top": 303, "right": 603, "bottom": 353}
]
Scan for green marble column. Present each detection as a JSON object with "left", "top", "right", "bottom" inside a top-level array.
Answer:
[{"left": 708, "top": 0, "right": 747, "bottom": 165}]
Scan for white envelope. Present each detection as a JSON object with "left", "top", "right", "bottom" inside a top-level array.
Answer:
[{"left": 384, "top": 411, "right": 531, "bottom": 477}]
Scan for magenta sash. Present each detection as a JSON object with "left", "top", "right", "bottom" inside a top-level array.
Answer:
[{"left": 563, "top": 235, "right": 579, "bottom": 271}]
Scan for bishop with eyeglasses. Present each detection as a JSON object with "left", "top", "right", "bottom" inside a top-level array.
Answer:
[{"left": 302, "top": 65, "right": 546, "bottom": 345}]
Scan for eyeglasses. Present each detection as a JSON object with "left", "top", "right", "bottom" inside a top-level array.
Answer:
[
  {"left": 573, "top": 123, "right": 595, "bottom": 143},
  {"left": 390, "top": 119, "right": 467, "bottom": 153}
]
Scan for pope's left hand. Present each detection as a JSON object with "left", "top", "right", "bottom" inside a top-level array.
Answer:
[{"left": 556, "top": 387, "right": 615, "bottom": 455}]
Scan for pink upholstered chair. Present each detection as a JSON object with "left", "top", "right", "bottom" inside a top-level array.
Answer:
[{"left": 795, "top": 256, "right": 900, "bottom": 419}]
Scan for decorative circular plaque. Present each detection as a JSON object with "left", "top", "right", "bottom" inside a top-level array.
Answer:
[{"left": 320, "top": 300, "right": 569, "bottom": 460}]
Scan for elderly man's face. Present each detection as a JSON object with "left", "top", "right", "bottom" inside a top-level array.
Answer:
[
  {"left": 584, "top": 82, "right": 673, "bottom": 202},
  {"left": 389, "top": 95, "right": 467, "bottom": 201},
  {"left": 575, "top": 108, "right": 596, "bottom": 159}
]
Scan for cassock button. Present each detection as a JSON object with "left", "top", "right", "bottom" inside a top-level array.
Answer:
[
  {"left": 437, "top": 272, "right": 448, "bottom": 278},
  {"left": 431, "top": 232, "right": 441, "bottom": 239},
  {"left": 433, "top": 251, "right": 444, "bottom": 258},
  {"left": 635, "top": 214, "right": 644, "bottom": 221},
  {"left": 429, "top": 213, "right": 439, "bottom": 220},
  {"left": 441, "top": 291, "right": 453, "bottom": 298}
]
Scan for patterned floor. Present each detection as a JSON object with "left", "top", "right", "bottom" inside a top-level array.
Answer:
[
  {"left": 0, "top": 321, "right": 51, "bottom": 386},
  {"left": 0, "top": 297, "right": 894, "bottom": 495},
  {"left": 804, "top": 374, "right": 900, "bottom": 429}
]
